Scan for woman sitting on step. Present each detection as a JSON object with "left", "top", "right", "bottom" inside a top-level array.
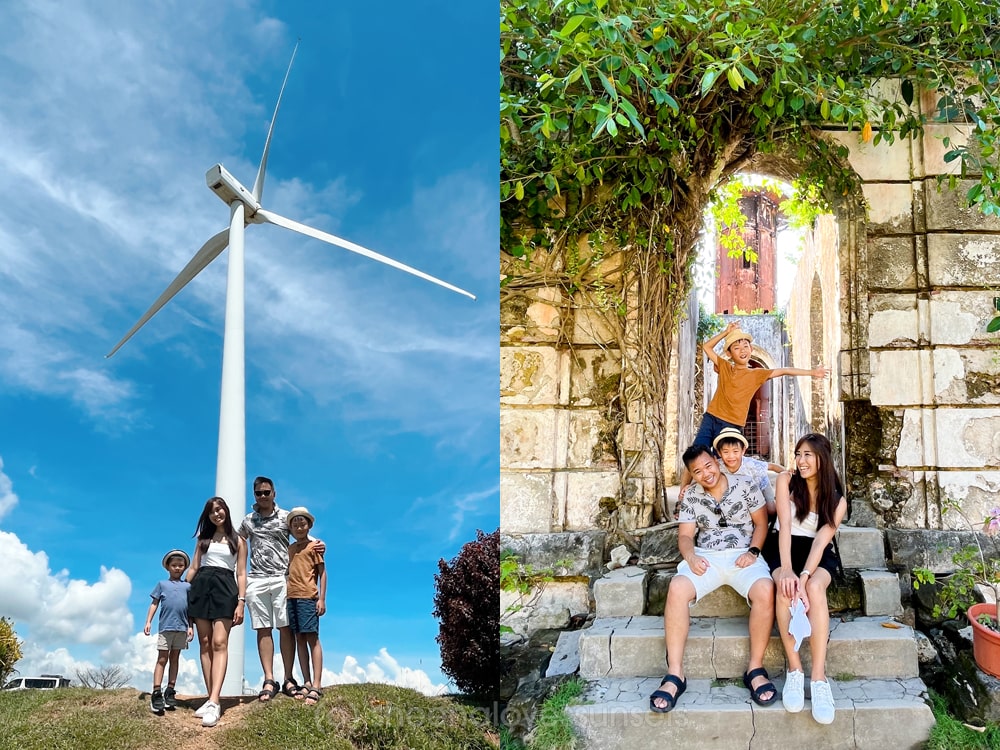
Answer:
[{"left": 762, "top": 433, "right": 847, "bottom": 725}]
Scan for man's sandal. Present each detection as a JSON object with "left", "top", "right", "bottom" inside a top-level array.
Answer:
[
  {"left": 743, "top": 667, "right": 778, "bottom": 706},
  {"left": 304, "top": 687, "right": 323, "bottom": 705},
  {"left": 258, "top": 678, "right": 279, "bottom": 703},
  {"left": 648, "top": 674, "right": 687, "bottom": 713},
  {"left": 282, "top": 678, "right": 305, "bottom": 700}
]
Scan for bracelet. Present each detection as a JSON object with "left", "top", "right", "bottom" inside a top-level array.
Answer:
[
  {"left": 238, "top": 596, "right": 246, "bottom": 601},
  {"left": 800, "top": 569, "right": 811, "bottom": 578}
]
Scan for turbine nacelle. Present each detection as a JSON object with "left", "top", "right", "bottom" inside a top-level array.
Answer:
[{"left": 206, "top": 164, "right": 260, "bottom": 217}]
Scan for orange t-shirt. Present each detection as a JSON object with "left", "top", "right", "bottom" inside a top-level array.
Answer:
[
  {"left": 706, "top": 361, "right": 773, "bottom": 425},
  {"left": 287, "top": 540, "right": 324, "bottom": 599}
]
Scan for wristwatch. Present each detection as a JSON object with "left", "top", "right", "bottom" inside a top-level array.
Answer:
[{"left": 748, "top": 546, "right": 761, "bottom": 557}]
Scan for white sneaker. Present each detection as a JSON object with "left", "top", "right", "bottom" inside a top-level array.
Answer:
[
  {"left": 193, "top": 701, "right": 210, "bottom": 718},
  {"left": 782, "top": 670, "right": 804, "bottom": 713},
  {"left": 201, "top": 702, "right": 221, "bottom": 727},
  {"left": 811, "top": 680, "right": 835, "bottom": 724}
]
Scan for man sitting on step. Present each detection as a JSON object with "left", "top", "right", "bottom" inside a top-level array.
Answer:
[{"left": 650, "top": 443, "right": 777, "bottom": 713}]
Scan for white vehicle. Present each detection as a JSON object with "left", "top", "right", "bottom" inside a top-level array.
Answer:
[{"left": 2, "top": 674, "right": 71, "bottom": 690}]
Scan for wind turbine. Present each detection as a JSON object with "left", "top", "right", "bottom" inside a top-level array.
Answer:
[{"left": 106, "top": 44, "right": 475, "bottom": 695}]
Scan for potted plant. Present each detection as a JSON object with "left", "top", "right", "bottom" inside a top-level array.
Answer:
[{"left": 913, "top": 502, "right": 1000, "bottom": 678}]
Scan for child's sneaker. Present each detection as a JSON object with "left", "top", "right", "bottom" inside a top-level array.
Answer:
[
  {"left": 149, "top": 688, "right": 165, "bottom": 715},
  {"left": 163, "top": 686, "right": 177, "bottom": 710}
]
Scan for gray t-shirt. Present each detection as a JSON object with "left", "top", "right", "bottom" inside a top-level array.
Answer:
[
  {"left": 678, "top": 474, "right": 764, "bottom": 549},
  {"left": 239, "top": 505, "right": 290, "bottom": 578}
]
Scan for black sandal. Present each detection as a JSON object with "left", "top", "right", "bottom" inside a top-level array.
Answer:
[
  {"left": 648, "top": 674, "right": 687, "bottom": 713},
  {"left": 258, "top": 678, "right": 279, "bottom": 702},
  {"left": 282, "top": 678, "right": 304, "bottom": 699},
  {"left": 743, "top": 667, "right": 778, "bottom": 706},
  {"left": 304, "top": 686, "right": 323, "bottom": 705}
]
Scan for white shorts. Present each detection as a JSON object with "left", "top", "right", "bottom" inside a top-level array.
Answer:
[
  {"left": 675, "top": 547, "right": 772, "bottom": 604},
  {"left": 246, "top": 576, "right": 289, "bottom": 629},
  {"left": 157, "top": 631, "right": 189, "bottom": 651}
]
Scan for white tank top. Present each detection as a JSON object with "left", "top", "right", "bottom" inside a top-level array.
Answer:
[
  {"left": 201, "top": 540, "right": 237, "bottom": 570},
  {"left": 775, "top": 511, "right": 819, "bottom": 537}
]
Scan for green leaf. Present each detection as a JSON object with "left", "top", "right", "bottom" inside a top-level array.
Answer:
[
  {"left": 558, "top": 15, "right": 587, "bottom": 37},
  {"left": 597, "top": 69, "right": 618, "bottom": 101},
  {"left": 901, "top": 79, "right": 914, "bottom": 105},
  {"left": 514, "top": 181, "right": 525, "bottom": 201},
  {"left": 726, "top": 66, "right": 744, "bottom": 90},
  {"left": 987, "top": 316, "right": 1000, "bottom": 333},
  {"left": 700, "top": 68, "right": 718, "bottom": 96}
]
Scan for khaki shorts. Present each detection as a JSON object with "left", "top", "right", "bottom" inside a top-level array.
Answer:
[
  {"left": 676, "top": 547, "right": 772, "bottom": 604},
  {"left": 246, "top": 576, "right": 289, "bottom": 629},
  {"left": 157, "top": 631, "right": 189, "bottom": 651}
]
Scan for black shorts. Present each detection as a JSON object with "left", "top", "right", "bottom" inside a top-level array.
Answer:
[
  {"left": 188, "top": 566, "right": 238, "bottom": 621},
  {"left": 761, "top": 529, "right": 840, "bottom": 577}
]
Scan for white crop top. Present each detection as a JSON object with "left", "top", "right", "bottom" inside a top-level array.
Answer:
[
  {"left": 775, "top": 511, "right": 819, "bottom": 538},
  {"left": 201, "top": 540, "right": 237, "bottom": 570}
]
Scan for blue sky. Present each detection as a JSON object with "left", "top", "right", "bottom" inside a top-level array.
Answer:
[{"left": 0, "top": 1, "right": 497, "bottom": 695}]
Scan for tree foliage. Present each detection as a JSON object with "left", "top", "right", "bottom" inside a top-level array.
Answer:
[
  {"left": 501, "top": 0, "right": 1000, "bottom": 520},
  {"left": 0, "top": 617, "right": 22, "bottom": 687},
  {"left": 432, "top": 529, "right": 499, "bottom": 697}
]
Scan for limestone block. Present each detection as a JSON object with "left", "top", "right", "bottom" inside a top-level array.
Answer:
[
  {"left": 868, "top": 300, "right": 918, "bottom": 347},
  {"left": 500, "top": 581, "right": 590, "bottom": 637},
  {"left": 828, "top": 130, "right": 913, "bottom": 182},
  {"left": 863, "top": 182, "right": 913, "bottom": 235},
  {"left": 924, "top": 178, "right": 1000, "bottom": 232},
  {"left": 500, "top": 409, "right": 560, "bottom": 469},
  {"left": 860, "top": 570, "right": 903, "bottom": 616},
  {"left": 690, "top": 586, "right": 751, "bottom": 618},
  {"left": 897, "top": 408, "right": 1000, "bottom": 467},
  {"left": 938, "top": 472, "right": 1000, "bottom": 529},
  {"left": 921, "top": 122, "right": 972, "bottom": 176},
  {"left": 638, "top": 527, "right": 680, "bottom": 566},
  {"left": 501, "top": 472, "right": 555, "bottom": 533},
  {"left": 594, "top": 566, "right": 648, "bottom": 618},
  {"left": 545, "top": 630, "right": 583, "bottom": 678},
  {"left": 836, "top": 526, "right": 886, "bottom": 570},
  {"left": 934, "top": 349, "right": 1000, "bottom": 405},
  {"left": 500, "top": 530, "right": 607, "bottom": 580},
  {"left": 500, "top": 286, "right": 564, "bottom": 343},
  {"left": 568, "top": 348, "right": 621, "bottom": 407},
  {"left": 526, "top": 287, "right": 563, "bottom": 337},
  {"left": 936, "top": 306, "right": 998, "bottom": 358},
  {"left": 572, "top": 303, "right": 617, "bottom": 345},
  {"left": 867, "top": 236, "right": 917, "bottom": 289},
  {"left": 870, "top": 350, "right": 923, "bottom": 406},
  {"left": 500, "top": 347, "right": 561, "bottom": 405},
  {"left": 928, "top": 234, "right": 1000, "bottom": 287},
  {"left": 567, "top": 411, "right": 616, "bottom": 469},
  {"left": 888, "top": 528, "right": 985, "bottom": 574},
  {"left": 565, "top": 471, "right": 621, "bottom": 530}
]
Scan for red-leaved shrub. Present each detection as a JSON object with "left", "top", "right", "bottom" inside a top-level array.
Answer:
[{"left": 433, "top": 529, "right": 499, "bottom": 697}]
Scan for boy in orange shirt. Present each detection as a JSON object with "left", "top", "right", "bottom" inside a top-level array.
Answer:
[
  {"left": 286, "top": 507, "right": 327, "bottom": 705},
  {"left": 677, "top": 322, "right": 828, "bottom": 511}
]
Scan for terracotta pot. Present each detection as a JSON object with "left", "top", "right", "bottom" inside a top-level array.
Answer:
[{"left": 968, "top": 603, "right": 1000, "bottom": 678}]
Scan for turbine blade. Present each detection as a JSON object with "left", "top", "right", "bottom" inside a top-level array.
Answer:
[
  {"left": 106, "top": 229, "right": 230, "bottom": 358},
  {"left": 255, "top": 208, "right": 476, "bottom": 300},
  {"left": 252, "top": 41, "right": 299, "bottom": 204}
]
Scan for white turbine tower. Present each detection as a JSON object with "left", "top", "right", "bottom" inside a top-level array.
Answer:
[{"left": 107, "top": 45, "right": 474, "bottom": 695}]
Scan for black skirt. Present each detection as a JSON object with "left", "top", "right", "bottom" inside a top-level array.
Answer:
[
  {"left": 188, "top": 566, "right": 238, "bottom": 621},
  {"left": 762, "top": 528, "right": 840, "bottom": 576}
]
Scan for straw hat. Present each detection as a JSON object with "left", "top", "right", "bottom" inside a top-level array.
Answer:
[
  {"left": 713, "top": 427, "right": 749, "bottom": 451},
  {"left": 723, "top": 328, "right": 752, "bottom": 350},
  {"left": 161, "top": 549, "right": 191, "bottom": 570},
  {"left": 286, "top": 506, "right": 315, "bottom": 529}
]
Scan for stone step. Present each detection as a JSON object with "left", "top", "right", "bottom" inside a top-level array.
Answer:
[
  {"left": 578, "top": 615, "right": 918, "bottom": 680},
  {"left": 567, "top": 675, "right": 933, "bottom": 750}
]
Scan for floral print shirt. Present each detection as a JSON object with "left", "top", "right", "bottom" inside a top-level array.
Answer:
[{"left": 678, "top": 474, "right": 764, "bottom": 549}]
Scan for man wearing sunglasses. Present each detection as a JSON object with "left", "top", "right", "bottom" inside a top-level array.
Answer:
[
  {"left": 649, "top": 444, "right": 776, "bottom": 714},
  {"left": 238, "top": 475, "right": 325, "bottom": 702}
]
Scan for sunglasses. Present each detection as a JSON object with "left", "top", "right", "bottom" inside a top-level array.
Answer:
[
  {"left": 254, "top": 490, "right": 272, "bottom": 497},
  {"left": 711, "top": 502, "right": 729, "bottom": 527}
]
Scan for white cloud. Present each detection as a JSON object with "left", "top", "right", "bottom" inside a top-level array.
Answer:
[
  {"left": 0, "top": 459, "right": 18, "bottom": 520},
  {"left": 0, "top": 530, "right": 133, "bottom": 647},
  {"left": 324, "top": 647, "right": 447, "bottom": 696}
]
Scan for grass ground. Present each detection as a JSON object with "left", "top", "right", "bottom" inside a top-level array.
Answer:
[{"left": 0, "top": 684, "right": 498, "bottom": 750}]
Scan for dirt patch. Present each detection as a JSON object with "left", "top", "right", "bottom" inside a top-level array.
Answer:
[{"left": 139, "top": 691, "right": 261, "bottom": 750}]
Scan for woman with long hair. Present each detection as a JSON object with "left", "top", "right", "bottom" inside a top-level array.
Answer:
[
  {"left": 186, "top": 497, "right": 247, "bottom": 727},
  {"left": 762, "top": 433, "right": 847, "bottom": 725}
]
